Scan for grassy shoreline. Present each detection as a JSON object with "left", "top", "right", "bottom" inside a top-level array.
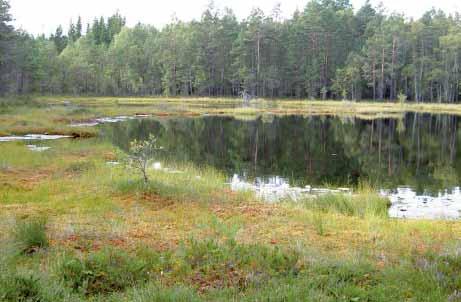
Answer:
[
  {"left": 40, "top": 96, "right": 461, "bottom": 117},
  {"left": 2, "top": 96, "right": 461, "bottom": 137},
  {"left": 1, "top": 97, "right": 461, "bottom": 300}
]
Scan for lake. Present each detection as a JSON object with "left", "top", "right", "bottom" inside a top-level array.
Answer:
[{"left": 100, "top": 113, "right": 461, "bottom": 219}]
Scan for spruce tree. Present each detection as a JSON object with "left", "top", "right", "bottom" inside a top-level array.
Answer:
[
  {"left": 51, "top": 26, "right": 67, "bottom": 53},
  {"left": 76, "top": 16, "right": 83, "bottom": 39},
  {"left": 0, "top": 0, "right": 14, "bottom": 94}
]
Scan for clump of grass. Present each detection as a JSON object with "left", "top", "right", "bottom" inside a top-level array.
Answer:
[
  {"left": 303, "top": 194, "right": 389, "bottom": 218},
  {"left": 0, "top": 267, "right": 79, "bottom": 302},
  {"left": 111, "top": 284, "right": 201, "bottom": 302},
  {"left": 311, "top": 212, "right": 327, "bottom": 236},
  {"left": 0, "top": 274, "right": 43, "bottom": 302},
  {"left": 65, "top": 161, "right": 96, "bottom": 175},
  {"left": 69, "top": 107, "right": 91, "bottom": 115},
  {"left": 57, "top": 248, "right": 150, "bottom": 296},
  {"left": 12, "top": 217, "right": 49, "bottom": 255},
  {"left": 174, "top": 238, "right": 300, "bottom": 290},
  {"left": 416, "top": 250, "right": 461, "bottom": 293}
]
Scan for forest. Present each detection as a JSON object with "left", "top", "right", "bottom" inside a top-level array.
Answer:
[{"left": 2, "top": 0, "right": 461, "bottom": 102}]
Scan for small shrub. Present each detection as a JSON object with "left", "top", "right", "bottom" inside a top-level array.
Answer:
[
  {"left": 125, "top": 134, "right": 163, "bottom": 184},
  {"left": 398, "top": 92, "right": 407, "bottom": 104},
  {"left": 13, "top": 217, "right": 49, "bottom": 255},
  {"left": 57, "top": 248, "right": 150, "bottom": 296}
]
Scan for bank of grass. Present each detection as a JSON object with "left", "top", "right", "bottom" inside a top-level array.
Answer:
[
  {"left": 0, "top": 228, "right": 459, "bottom": 301},
  {"left": 1, "top": 115, "right": 461, "bottom": 299},
  {"left": 114, "top": 160, "right": 245, "bottom": 204},
  {"left": 0, "top": 105, "right": 98, "bottom": 137},
  {"left": 2, "top": 96, "right": 461, "bottom": 138},
  {"left": 300, "top": 193, "right": 390, "bottom": 218},
  {"left": 38, "top": 95, "right": 461, "bottom": 116}
]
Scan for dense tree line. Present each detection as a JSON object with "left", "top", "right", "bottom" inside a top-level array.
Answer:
[{"left": 2, "top": 0, "right": 461, "bottom": 102}]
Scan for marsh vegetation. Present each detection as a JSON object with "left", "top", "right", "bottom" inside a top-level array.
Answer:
[
  {"left": 2, "top": 0, "right": 461, "bottom": 297},
  {"left": 0, "top": 97, "right": 460, "bottom": 301}
]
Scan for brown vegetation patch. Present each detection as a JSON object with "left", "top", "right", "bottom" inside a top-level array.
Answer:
[
  {"left": 181, "top": 112, "right": 201, "bottom": 117},
  {"left": 0, "top": 168, "right": 53, "bottom": 189},
  {"left": 70, "top": 131, "right": 96, "bottom": 138},
  {"left": 55, "top": 234, "right": 129, "bottom": 252},
  {"left": 235, "top": 203, "right": 277, "bottom": 218},
  {"left": 103, "top": 152, "right": 117, "bottom": 161},
  {"left": 154, "top": 112, "right": 171, "bottom": 117},
  {"left": 139, "top": 193, "right": 176, "bottom": 210},
  {"left": 52, "top": 117, "right": 72, "bottom": 123}
]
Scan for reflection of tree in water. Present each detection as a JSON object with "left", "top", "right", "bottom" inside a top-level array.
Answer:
[{"left": 100, "top": 114, "right": 461, "bottom": 192}]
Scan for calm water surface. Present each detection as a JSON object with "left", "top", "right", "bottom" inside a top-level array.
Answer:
[{"left": 100, "top": 113, "right": 461, "bottom": 219}]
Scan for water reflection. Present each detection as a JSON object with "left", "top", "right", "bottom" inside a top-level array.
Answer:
[
  {"left": 100, "top": 113, "right": 461, "bottom": 219},
  {"left": 384, "top": 187, "right": 461, "bottom": 219},
  {"left": 230, "top": 174, "right": 351, "bottom": 203}
]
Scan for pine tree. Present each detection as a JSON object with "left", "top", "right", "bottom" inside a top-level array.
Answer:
[{"left": 51, "top": 25, "right": 67, "bottom": 53}]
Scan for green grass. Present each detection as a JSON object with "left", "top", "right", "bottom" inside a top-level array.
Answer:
[
  {"left": 2, "top": 96, "right": 461, "bottom": 138},
  {"left": 311, "top": 211, "right": 327, "bottom": 236},
  {"left": 0, "top": 96, "right": 40, "bottom": 112},
  {"left": 1, "top": 96, "right": 461, "bottom": 300},
  {"left": 113, "top": 161, "right": 239, "bottom": 203},
  {"left": 0, "top": 239, "right": 458, "bottom": 301},
  {"left": 105, "top": 284, "right": 201, "bottom": 302},
  {"left": 57, "top": 248, "right": 151, "bottom": 296},
  {"left": 174, "top": 238, "right": 301, "bottom": 288},
  {"left": 420, "top": 249, "right": 461, "bottom": 293},
  {"left": 301, "top": 193, "right": 390, "bottom": 218},
  {"left": 0, "top": 273, "right": 44, "bottom": 302},
  {"left": 0, "top": 204, "right": 459, "bottom": 302},
  {"left": 12, "top": 217, "right": 49, "bottom": 255}
]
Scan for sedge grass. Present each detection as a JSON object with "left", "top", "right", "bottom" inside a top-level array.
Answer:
[{"left": 12, "top": 217, "right": 49, "bottom": 254}]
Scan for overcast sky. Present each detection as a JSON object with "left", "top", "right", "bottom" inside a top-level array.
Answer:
[{"left": 9, "top": 0, "right": 461, "bottom": 36}]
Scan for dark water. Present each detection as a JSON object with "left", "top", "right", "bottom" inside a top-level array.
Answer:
[{"left": 100, "top": 113, "right": 461, "bottom": 194}]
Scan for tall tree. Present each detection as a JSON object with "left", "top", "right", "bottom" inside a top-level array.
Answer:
[
  {"left": 2, "top": 0, "right": 461, "bottom": 101},
  {"left": 51, "top": 25, "right": 67, "bottom": 53},
  {"left": 0, "top": 0, "right": 14, "bottom": 94}
]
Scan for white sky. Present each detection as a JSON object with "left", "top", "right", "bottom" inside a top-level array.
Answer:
[{"left": 9, "top": 0, "right": 461, "bottom": 36}]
